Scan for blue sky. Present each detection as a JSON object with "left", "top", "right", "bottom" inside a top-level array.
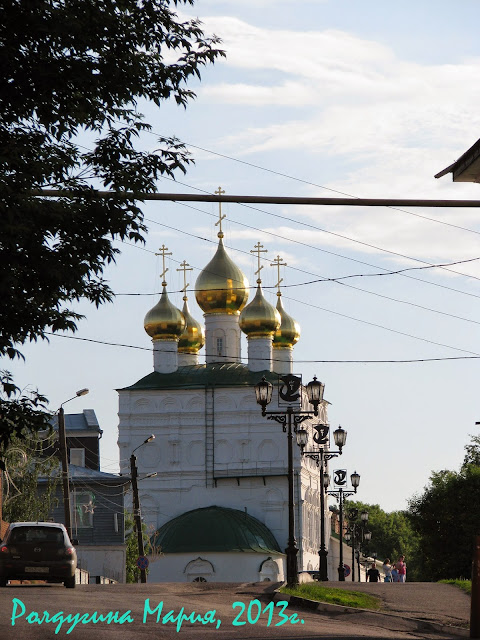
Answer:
[{"left": 9, "top": 0, "right": 480, "bottom": 513}]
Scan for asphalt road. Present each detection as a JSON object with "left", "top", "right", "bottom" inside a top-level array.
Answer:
[{"left": 0, "top": 582, "right": 465, "bottom": 640}]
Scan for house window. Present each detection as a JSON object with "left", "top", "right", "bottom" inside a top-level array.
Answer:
[
  {"left": 72, "top": 490, "right": 95, "bottom": 528},
  {"left": 70, "top": 448, "right": 85, "bottom": 467},
  {"left": 216, "top": 337, "right": 223, "bottom": 356}
]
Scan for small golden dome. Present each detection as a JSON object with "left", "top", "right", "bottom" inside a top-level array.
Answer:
[
  {"left": 195, "top": 235, "right": 249, "bottom": 315},
  {"left": 273, "top": 294, "right": 301, "bottom": 348},
  {"left": 239, "top": 283, "right": 281, "bottom": 338},
  {"left": 178, "top": 299, "right": 205, "bottom": 353},
  {"left": 144, "top": 285, "right": 185, "bottom": 340}
]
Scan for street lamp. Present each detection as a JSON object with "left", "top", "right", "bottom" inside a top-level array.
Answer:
[
  {"left": 254, "top": 374, "right": 324, "bottom": 587},
  {"left": 345, "top": 509, "right": 371, "bottom": 581},
  {"left": 326, "top": 470, "right": 361, "bottom": 581},
  {"left": 296, "top": 424, "right": 347, "bottom": 581},
  {"left": 130, "top": 434, "right": 155, "bottom": 584},
  {"left": 57, "top": 388, "right": 89, "bottom": 539}
]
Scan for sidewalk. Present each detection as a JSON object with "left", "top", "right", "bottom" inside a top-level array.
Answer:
[
  {"left": 269, "top": 581, "right": 471, "bottom": 637},
  {"left": 325, "top": 581, "right": 470, "bottom": 628}
]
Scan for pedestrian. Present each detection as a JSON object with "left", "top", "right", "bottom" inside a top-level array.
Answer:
[
  {"left": 391, "top": 565, "right": 399, "bottom": 582},
  {"left": 382, "top": 558, "right": 393, "bottom": 582},
  {"left": 395, "top": 555, "right": 407, "bottom": 582},
  {"left": 366, "top": 562, "right": 381, "bottom": 582}
]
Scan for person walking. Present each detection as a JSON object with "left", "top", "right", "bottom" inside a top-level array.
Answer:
[
  {"left": 395, "top": 555, "right": 407, "bottom": 582},
  {"left": 382, "top": 558, "right": 393, "bottom": 583},
  {"left": 366, "top": 562, "right": 381, "bottom": 582}
]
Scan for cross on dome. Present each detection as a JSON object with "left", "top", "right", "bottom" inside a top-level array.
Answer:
[
  {"left": 214, "top": 186, "right": 226, "bottom": 238},
  {"left": 251, "top": 242, "right": 268, "bottom": 283},
  {"left": 156, "top": 244, "right": 172, "bottom": 286},
  {"left": 271, "top": 254, "right": 287, "bottom": 295},
  {"left": 177, "top": 260, "right": 193, "bottom": 301}
]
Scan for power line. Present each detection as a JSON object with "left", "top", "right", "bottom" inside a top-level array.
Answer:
[
  {"left": 158, "top": 176, "right": 480, "bottom": 283},
  {"left": 177, "top": 138, "right": 480, "bottom": 238},
  {"left": 162, "top": 196, "right": 480, "bottom": 300},
  {"left": 45, "top": 331, "right": 480, "bottom": 361},
  {"left": 118, "top": 235, "right": 480, "bottom": 328},
  {"left": 118, "top": 239, "right": 480, "bottom": 293}
]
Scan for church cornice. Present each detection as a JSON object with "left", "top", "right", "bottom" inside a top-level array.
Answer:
[{"left": 118, "top": 363, "right": 278, "bottom": 392}]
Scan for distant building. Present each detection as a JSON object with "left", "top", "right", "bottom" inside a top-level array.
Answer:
[
  {"left": 435, "top": 137, "right": 480, "bottom": 182},
  {"left": 45, "top": 409, "right": 127, "bottom": 583}
]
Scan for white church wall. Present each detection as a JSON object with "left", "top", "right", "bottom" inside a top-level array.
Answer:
[
  {"left": 148, "top": 552, "right": 285, "bottom": 583},
  {"left": 118, "top": 383, "right": 331, "bottom": 578}
]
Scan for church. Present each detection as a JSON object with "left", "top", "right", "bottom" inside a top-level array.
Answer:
[{"left": 117, "top": 208, "right": 334, "bottom": 583}]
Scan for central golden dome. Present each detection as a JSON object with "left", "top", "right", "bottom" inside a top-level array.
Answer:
[
  {"left": 144, "top": 285, "right": 185, "bottom": 340},
  {"left": 239, "top": 282, "right": 281, "bottom": 338},
  {"left": 195, "top": 235, "right": 249, "bottom": 315}
]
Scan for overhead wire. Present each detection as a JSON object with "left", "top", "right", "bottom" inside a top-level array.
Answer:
[
  {"left": 45, "top": 331, "right": 480, "bottom": 361},
  {"left": 161, "top": 135, "right": 480, "bottom": 239},
  {"left": 158, "top": 174, "right": 480, "bottom": 282},
  {"left": 116, "top": 219, "right": 480, "bottom": 328}
]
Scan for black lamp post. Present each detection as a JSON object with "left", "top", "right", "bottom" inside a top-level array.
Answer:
[
  {"left": 130, "top": 434, "right": 155, "bottom": 584},
  {"left": 254, "top": 374, "right": 324, "bottom": 587},
  {"left": 326, "top": 470, "right": 360, "bottom": 581},
  {"left": 296, "top": 424, "right": 347, "bottom": 581},
  {"left": 344, "top": 509, "right": 370, "bottom": 582}
]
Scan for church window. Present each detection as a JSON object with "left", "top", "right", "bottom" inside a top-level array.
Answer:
[{"left": 216, "top": 337, "right": 223, "bottom": 356}]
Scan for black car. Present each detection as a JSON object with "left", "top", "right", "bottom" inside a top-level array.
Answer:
[{"left": 0, "top": 522, "right": 78, "bottom": 588}]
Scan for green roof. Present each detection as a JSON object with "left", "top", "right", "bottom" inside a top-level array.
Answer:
[
  {"left": 151, "top": 506, "right": 282, "bottom": 554},
  {"left": 120, "top": 363, "right": 278, "bottom": 391}
]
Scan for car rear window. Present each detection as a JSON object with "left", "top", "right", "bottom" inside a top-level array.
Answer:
[{"left": 9, "top": 527, "right": 65, "bottom": 544}]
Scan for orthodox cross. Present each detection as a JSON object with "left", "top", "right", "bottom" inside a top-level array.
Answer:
[
  {"left": 177, "top": 260, "right": 193, "bottom": 300},
  {"left": 155, "top": 244, "right": 172, "bottom": 284},
  {"left": 271, "top": 254, "right": 287, "bottom": 293},
  {"left": 251, "top": 241, "right": 268, "bottom": 282},
  {"left": 214, "top": 186, "right": 226, "bottom": 236}
]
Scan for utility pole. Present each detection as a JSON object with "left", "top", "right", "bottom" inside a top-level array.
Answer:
[
  {"left": 130, "top": 453, "right": 147, "bottom": 583},
  {"left": 58, "top": 406, "right": 72, "bottom": 539}
]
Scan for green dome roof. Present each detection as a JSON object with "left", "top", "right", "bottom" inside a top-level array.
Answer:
[{"left": 151, "top": 506, "right": 281, "bottom": 554}]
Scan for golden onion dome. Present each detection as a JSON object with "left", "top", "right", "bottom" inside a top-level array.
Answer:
[
  {"left": 273, "top": 294, "right": 301, "bottom": 348},
  {"left": 144, "top": 285, "right": 185, "bottom": 340},
  {"left": 195, "top": 234, "right": 249, "bottom": 315},
  {"left": 178, "top": 299, "right": 205, "bottom": 353},
  {"left": 239, "top": 282, "right": 281, "bottom": 338}
]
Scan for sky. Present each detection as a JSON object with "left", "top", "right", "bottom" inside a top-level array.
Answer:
[{"left": 9, "top": 0, "right": 480, "bottom": 513}]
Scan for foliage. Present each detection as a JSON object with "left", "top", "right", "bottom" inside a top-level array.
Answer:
[
  {"left": 280, "top": 584, "right": 381, "bottom": 610},
  {"left": 0, "top": 0, "right": 224, "bottom": 446},
  {"left": 0, "top": 371, "right": 52, "bottom": 453},
  {"left": 345, "top": 500, "right": 422, "bottom": 581},
  {"left": 407, "top": 464, "right": 480, "bottom": 581},
  {"left": 2, "top": 430, "right": 59, "bottom": 523},
  {"left": 462, "top": 434, "right": 480, "bottom": 468},
  {"left": 439, "top": 579, "right": 472, "bottom": 595},
  {"left": 124, "top": 510, "right": 156, "bottom": 583}
]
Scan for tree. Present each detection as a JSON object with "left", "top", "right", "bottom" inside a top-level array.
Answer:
[
  {"left": 407, "top": 435, "right": 480, "bottom": 581},
  {"left": 124, "top": 510, "right": 160, "bottom": 583},
  {"left": 0, "top": 0, "right": 224, "bottom": 444},
  {"left": 345, "top": 500, "right": 422, "bottom": 581},
  {"left": 0, "top": 371, "right": 51, "bottom": 451},
  {"left": 2, "top": 429, "right": 59, "bottom": 523}
]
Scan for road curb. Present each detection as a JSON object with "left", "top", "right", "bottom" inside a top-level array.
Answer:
[{"left": 272, "top": 590, "right": 469, "bottom": 637}]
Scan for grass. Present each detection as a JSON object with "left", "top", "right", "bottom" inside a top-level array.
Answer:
[
  {"left": 439, "top": 579, "right": 472, "bottom": 595},
  {"left": 280, "top": 584, "right": 382, "bottom": 610}
]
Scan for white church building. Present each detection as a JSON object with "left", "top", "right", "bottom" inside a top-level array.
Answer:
[{"left": 117, "top": 215, "right": 336, "bottom": 583}]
